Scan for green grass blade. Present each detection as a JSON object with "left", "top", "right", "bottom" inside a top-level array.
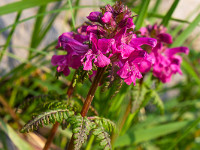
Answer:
[
  {"left": 169, "top": 14, "right": 200, "bottom": 87},
  {"left": 181, "top": 57, "right": 200, "bottom": 85},
  {"left": 114, "top": 120, "right": 192, "bottom": 147},
  {"left": 171, "top": 13, "right": 200, "bottom": 47},
  {"left": 169, "top": 3, "right": 200, "bottom": 37},
  {"left": 74, "top": 0, "right": 80, "bottom": 20},
  {"left": 0, "top": 11, "right": 22, "bottom": 62},
  {"left": 168, "top": 116, "right": 200, "bottom": 150},
  {"left": 30, "top": 5, "right": 47, "bottom": 48},
  {"left": 151, "top": 0, "right": 161, "bottom": 13},
  {"left": 0, "top": 5, "right": 98, "bottom": 33},
  {"left": 149, "top": 12, "right": 198, "bottom": 25},
  {"left": 0, "top": 118, "right": 32, "bottom": 150},
  {"left": 37, "top": 2, "right": 62, "bottom": 44},
  {"left": 68, "top": 0, "right": 76, "bottom": 31},
  {"left": 0, "top": 0, "right": 61, "bottom": 16},
  {"left": 161, "top": 0, "right": 179, "bottom": 27},
  {"left": 135, "top": 0, "right": 150, "bottom": 30}
]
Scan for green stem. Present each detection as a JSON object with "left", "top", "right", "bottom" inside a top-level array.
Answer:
[{"left": 85, "top": 135, "right": 95, "bottom": 150}]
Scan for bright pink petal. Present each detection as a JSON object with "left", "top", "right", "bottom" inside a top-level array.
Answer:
[
  {"left": 165, "top": 47, "right": 189, "bottom": 57},
  {"left": 98, "top": 38, "right": 114, "bottom": 54},
  {"left": 130, "top": 37, "right": 157, "bottom": 49},
  {"left": 95, "top": 53, "right": 110, "bottom": 67},
  {"left": 101, "top": 12, "right": 112, "bottom": 23}
]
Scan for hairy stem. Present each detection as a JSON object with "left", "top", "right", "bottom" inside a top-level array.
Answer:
[
  {"left": 67, "top": 67, "right": 106, "bottom": 150},
  {"left": 43, "top": 122, "right": 60, "bottom": 150},
  {"left": 43, "top": 71, "right": 77, "bottom": 150}
]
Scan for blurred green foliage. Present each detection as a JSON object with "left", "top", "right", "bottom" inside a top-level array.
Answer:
[{"left": 0, "top": 0, "right": 200, "bottom": 150}]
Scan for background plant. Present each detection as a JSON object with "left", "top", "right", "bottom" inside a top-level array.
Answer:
[{"left": 0, "top": 0, "right": 200, "bottom": 150}]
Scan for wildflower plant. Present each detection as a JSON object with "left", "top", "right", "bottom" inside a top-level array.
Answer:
[{"left": 14, "top": 1, "right": 194, "bottom": 150}]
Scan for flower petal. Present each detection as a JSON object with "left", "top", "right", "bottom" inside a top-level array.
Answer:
[
  {"left": 51, "top": 55, "right": 66, "bottom": 66},
  {"left": 130, "top": 37, "right": 157, "bottom": 49},
  {"left": 98, "top": 38, "right": 114, "bottom": 54},
  {"left": 165, "top": 47, "right": 189, "bottom": 57},
  {"left": 63, "top": 67, "right": 70, "bottom": 76},
  {"left": 138, "top": 60, "right": 152, "bottom": 73},
  {"left": 101, "top": 12, "right": 112, "bottom": 23},
  {"left": 95, "top": 53, "right": 110, "bottom": 67}
]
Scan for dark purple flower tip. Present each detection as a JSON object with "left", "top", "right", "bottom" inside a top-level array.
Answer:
[
  {"left": 51, "top": 55, "right": 66, "bottom": 66},
  {"left": 165, "top": 47, "right": 189, "bottom": 57},
  {"left": 56, "top": 33, "right": 89, "bottom": 55},
  {"left": 62, "top": 67, "right": 70, "bottom": 76},
  {"left": 157, "top": 33, "right": 173, "bottom": 44},
  {"left": 130, "top": 38, "right": 157, "bottom": 49},
  {"left": 77, "top": 25, "right": 88, "bottom": 34},
  {"left": 87, "top": 11, "right": 102, "bottom": 22},
  {"left": 74, "top": 34, "right": 89, "bottom": 43}
]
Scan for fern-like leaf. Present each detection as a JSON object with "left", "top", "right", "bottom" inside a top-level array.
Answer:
[
  {"left": 20, "top": 108, "right": 74, "bottom": 133},
  {"left": 17, "top": 91, "right": 66, "bottom": 111},
  {"left": 69, "top": 114, "right": 96, "bottom": 150},
  {"left": 92, "top": 126, "right": 112, "bottom": 150},
  {"left": 92, "top": 117, "right": 116, "bottom": 133},
  {"left": 151, "top": 90, "right": 164, "bottom": 114}
]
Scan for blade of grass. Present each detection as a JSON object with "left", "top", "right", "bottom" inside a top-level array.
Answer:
[
  {"left": 114, "top": 120, "right": 192, "bottom": 147},
  {"left": 169, "top": 3, "right": 200, "bottom": 37},
  {"left": 0, "top": 11, "right": 22, "bottom": 62},
  {"left": 68, "top": 0, "right": 76, "bottom": 31},
  {"left": 161, "top": 0, "right": 179, "bottom": 27},
  {"left": 0, "top": 0, "right": 61, "bottom": 16},
  {"left": 148, "top": 12, "right": 200, "bottom": 26},
  {"left": 181, "top": 57, "right": 200, "bottom": 85},
  {"left": 171, "top": 13, "right": 200, "bottom": 47},
  {"left": 37, "top": 2, "right": 62, "bottom": 44},
  {"left": 168, "top": 116, "right": 200, "bottom": 150},
  {"left": 30, "top": 5, "right": 47, "bottom": 48},
  {"left": 73, "top": 0, "right": 80, "bottom": 20},
  {"left": 29, "top": 2, "right": 62, "bottom": 59},
  {"left": 135, "top": 0, "right": 150, "bottom": 30},
  {"left": 151, "top": 0, "right": 161, "bottom": 13},
  {"left": 0, "top": 5, "right": 100, "bottom": 33}
]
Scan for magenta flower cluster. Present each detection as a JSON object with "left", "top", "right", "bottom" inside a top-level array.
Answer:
[
  {"left": 140, "top": 24, "right": 189, "bottom": 83},
  {"left": 51, "top": 2, "right": 188, "bottom": 85}
]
